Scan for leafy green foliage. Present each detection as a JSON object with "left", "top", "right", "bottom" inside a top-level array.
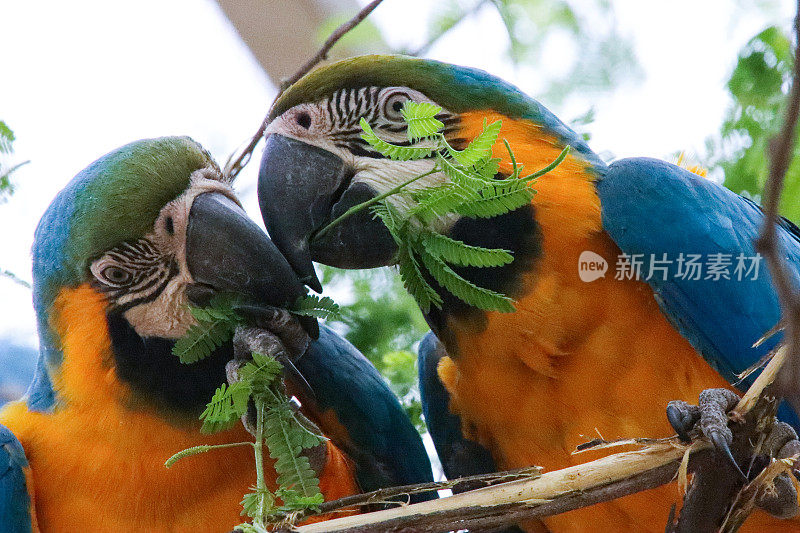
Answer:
[
  {"left": 171, "top": 293, "right": 338, "bottom": 364},
  {"left": 167, "top": 297, "right": 328, "bottom": 527},
  {"left": 0, "top": 121, "right": 27, "bottom": 204},
  {"left": 707, "top": 25, "right": 800, "bottom": 222},
  {"left": 361, "top": 119, "right": 434, "bottom": 160},
  {"left": 199, "top": 381, "right": 252, "bottom": 434},
  {"left": 402, "top": 101, "right": 445, "bottom": 141},
  {"left": 173, "top": 295, "right": 240, "bottom": 364},
  {"left": 290, "top": 294, "right": 341, "bottom": 320},
  {"left": 356, "top": 100, "right": 568, "bottom": 314}
]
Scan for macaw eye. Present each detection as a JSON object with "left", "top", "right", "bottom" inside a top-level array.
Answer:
[
  {"left": 296, "top": 111, "right": 312, "bottom": 129},
  {"left": 100, "top": 265, "right": 133, "bottom": 286},
  {"left": 382, "top": 91, "right": 411, "bottom": 122}
]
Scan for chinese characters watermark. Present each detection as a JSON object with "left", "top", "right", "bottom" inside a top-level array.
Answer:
[{"left": 579, "top": 252, "right": 762, "bottom": 283}]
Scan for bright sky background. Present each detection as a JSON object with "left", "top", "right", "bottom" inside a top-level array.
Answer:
[{"left": 0, "top": 0, "right": 794, "bottom": 352}]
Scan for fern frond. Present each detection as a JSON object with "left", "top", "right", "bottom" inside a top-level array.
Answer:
[
  {"left": 401, "top": 101, "right": 444, "bottom": 141},
  {"left": 446, "top": 119, "right": 502, "bottom": 168},
  {"left": 410, "top": 182, "right": 479, "bottom": 221},
  {"left": 239, "top": 353, "right": 283, "bottom": 396},
  {"left": 397, "top": 243, "right": 442, "bottom": 313},
  {"left": 264, "top": 404, "right": 323, "bottom": 498},
  {"left": 436, "top": 152, "right": 490, "bottom": 190},
  {"left": 474, "top": 156, "right": 501, "bottom": 179},
  {"left": 200, "top": 381, "right": 252, "bottom": 434},
  {"left": 173, "top": 315, "right": 236, "bottom": 364},
  {"left": 360, "top": 119, "right": 434, "bottom": 160},
  {"left": 291, "top": 294, "right": 340, "bottom": 320},
  {"left": 418, "top": 248, "right": 515, "bottom": 313},
  {"left": 421, "top": 232, "right": 513, "bottom": 267},
  {"left": 455, "top": 178, "right": 535, "bottom": 218},
  {"left": 172, "top": 295, "right": 240, "bottom": 364}
]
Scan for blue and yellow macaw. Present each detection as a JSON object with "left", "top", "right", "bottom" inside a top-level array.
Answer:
[
  {"left": 0, "top": 136, "right": 432, "bottom": 532},
  {"left": 255, "top": 55, "right": 800, "bottom": 532}
]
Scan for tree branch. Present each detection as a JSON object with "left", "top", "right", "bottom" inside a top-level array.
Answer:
[
  {"left": 279, "top": 440, "right": 711, "bottom": 533},
  {"left": 755, "top": 0, "right": 800, "bottom": 413},
  {"left": 223, "top": 0, "right": 386, "bottom": 181}
]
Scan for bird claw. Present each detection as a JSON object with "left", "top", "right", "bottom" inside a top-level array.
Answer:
[
  {"left": 666, "top": 401, "right": 700, "bottom": 443},
  {"left": 756, "top": 422, "right": 800, "bottom": 518},
  {"left": 667, "top": 389, "right": 800, "bottom": 518}
]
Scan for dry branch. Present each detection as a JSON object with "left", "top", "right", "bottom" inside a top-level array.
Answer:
[
  {"left": 223, "top": 0, "right": 386, "bottom": 180},
  {"left": 284, "top": 440, "right": 710, "bottom": 533}
]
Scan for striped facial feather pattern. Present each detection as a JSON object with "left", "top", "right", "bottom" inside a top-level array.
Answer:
[
  {"left": 87, "top": 168, "right": 235, "bottom": 339},
  {"left": 268, "top": 86, "right": 460, "bottom": 160},
  {"left": 90, "top": 238, "right": 178, "bottom": 313},
  {"left": 267, "top": 86, "right": 462, "bottom": 215}
]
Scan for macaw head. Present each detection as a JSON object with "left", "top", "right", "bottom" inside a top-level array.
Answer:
[
  {"left": 29, "top": 136, "right": 306, "bottom": 419},
  {"left": 258, "top": 55, "right": 605, "bottom": 293}
]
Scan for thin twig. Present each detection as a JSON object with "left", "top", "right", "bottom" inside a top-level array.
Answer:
[
  {"left": 223, "top": 0, "right": 386, "bottom": 180},
  {"left": 289, "top": 467, "right": 541, "bottom": 524},
  {"left": 755, "top": 0, "right": 800, "bottom": 413},
  {"left": 1, "top": 269, "right": 31, "bottom": 289},
  {"left": 406, "top": 0, "right": 490, "bottom": 57}
]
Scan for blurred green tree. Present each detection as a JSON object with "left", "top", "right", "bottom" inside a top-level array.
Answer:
[
  {"left": 708, "top": 25, "right": 800, "bottom": 222},
  {"left": 0, "top": 121, "right": 26, "bottom": 203}
]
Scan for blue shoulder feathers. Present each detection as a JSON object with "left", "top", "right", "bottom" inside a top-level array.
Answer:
[
  {"left": 0, "top": 424, "right": 32, "bottom": 533},
  {"left": 597, "top": 157, "right": 800, "bottom": 427}
]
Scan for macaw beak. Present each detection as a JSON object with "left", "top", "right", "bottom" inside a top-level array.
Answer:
[
  {"left": 185, "top": 191, "right": 318, "bottom": 338},
  {"left": 257, "top": 133, "right": 396, "bottom": 292}
]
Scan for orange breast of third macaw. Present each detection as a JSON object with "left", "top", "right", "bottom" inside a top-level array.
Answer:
[
  {"left": 435, "top": 112, "right": 800, "bottom": 532},
  {"left": 0, "top": 284, "right": 358, "bottom": 532}
]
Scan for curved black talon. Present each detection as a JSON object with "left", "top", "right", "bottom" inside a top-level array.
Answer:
[
  {"left": 277, "top": 353, "right": 317, "bottom": 403},
  {"left": 708, "top": 428, "right": 747, "bottom": 480},
  {"left": 667, "top": 401, "right": 700, "bottom": 443}
]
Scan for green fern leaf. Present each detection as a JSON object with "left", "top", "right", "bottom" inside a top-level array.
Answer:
[
  {"left": 396, "top": 242, "right": 442, "bottom": 313},
  {"left": 418, "top": 248, "right": 515, "bottom": 313},
  {"left": 421, "top": 232, "right": 513, "bottom": 267},
  {"left": 241, "top": 488, "right": 277, "bottom": 520},
  {"left": 455, "top": 178, "right": 535, "bottom": 218},
  {"left": 264, "top": 404, "right": 323, "bottom": 498},
  {"left": 401, "top": 101, "right": 444, "bottom": 141},
  {"left": 173, "top": 295, "right": 241, "bottom": 364},
  {"left": 291, "top": 294, "right": 341, "bottom": 320},
  {"left": 173, "top": 316, "right": 235, "bottom": 364},
  {"left": 239, "top": 353, "right": 283, "bottom": 396},
  {"left": 474, "top": 156, "right": 502, "bottom": 179},
  {"left": 436, "top": 152, "right": 489, "bottom": 191},
  {"left": 199, "top": 381, "right": 252, "bottom": 434},
  {"left": 447, "top": 119, "right": 502, "bottom": 167},
  {"left": 360, "top": 119, "right": 434, "bottom": 160},
  {"left": 410, "top": 182, "right": 479, "bottom": 221}
]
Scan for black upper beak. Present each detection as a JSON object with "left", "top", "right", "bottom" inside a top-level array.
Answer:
[
  {"left": 185, "top": 191, "right": 318, "bottom": 338},
  {"left": 258, "top": 134, "right": 395, "bottom": 291}
]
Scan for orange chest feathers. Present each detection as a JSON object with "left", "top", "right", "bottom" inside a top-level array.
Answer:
[
  {"left": 0, "top": 284, "right": 357, "bottom": 532},
  {"left": 434, "top": 113, "right": 772, "bottom": 532}
]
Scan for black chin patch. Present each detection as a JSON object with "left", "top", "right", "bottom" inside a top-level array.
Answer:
[
  {"left": 107, "top": 312, "right": 232, "bottom": 420},
  {"left": 424, "top": 204, "right": 542, "bottom": 340}
]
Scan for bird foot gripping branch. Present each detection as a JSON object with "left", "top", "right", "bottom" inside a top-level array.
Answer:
[
  {"left": 666, "top": 384, "right": 800, "bottom": 530},
  {"left": 166, "top": 293, "right": 340, "bottom": 529}
]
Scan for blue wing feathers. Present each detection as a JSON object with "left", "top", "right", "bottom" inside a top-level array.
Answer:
[
  {"left": 597, "top": 157, "right": 800, "bottom": 426},
  {"left": 0, "top": 424, "right": 32, "bottom": 533},
  {"left": 418, "top": 332, "right": 501, "bottom": 479},
  {"left": 298, "top": 326, "right": 434, "bottom": 497}
]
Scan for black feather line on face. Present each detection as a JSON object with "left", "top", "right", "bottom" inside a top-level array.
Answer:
[{"left": 107, "top": 311, "right": 232, "bottom": 420}]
